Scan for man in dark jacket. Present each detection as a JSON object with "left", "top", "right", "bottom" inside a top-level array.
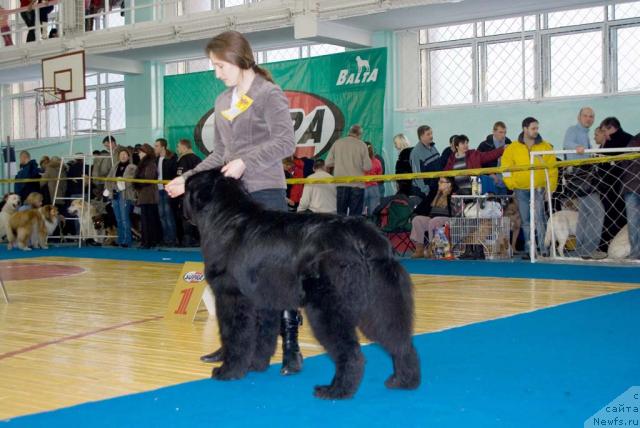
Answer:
[
  {"left": 14, "top": 151, "right": 40, "bottom": 202},
  {"left": 65, "top": 154, "right": 89, "bottom": 198},
  {"left": 478, "top": 121, "right": 512, "bottom": 195},
  {"left": 154, "top": 138, "right": 178, "bottom": 246},
  {"left": 394, "top": 134, "right": 413, "bottom": 195},
  {"left": 622, "top": 134, "right": 640, "bottom": 259},
  {"left": 176, "top": 139, "right": 202, "bottom": 246},
  {"left": 598, "top": 117, "right": 633, "bottom": 251}
]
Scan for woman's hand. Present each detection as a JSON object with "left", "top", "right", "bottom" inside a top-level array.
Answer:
[
  {"left": 166, "top": 176, "right": 186, "bottom": 198},
  {"left": 222, "top": 159, "right": 246, "bottom": 179}
]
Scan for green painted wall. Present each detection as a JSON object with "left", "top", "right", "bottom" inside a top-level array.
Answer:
[{"left": 124, "top": 61, "right": 164, "bottom": 146}]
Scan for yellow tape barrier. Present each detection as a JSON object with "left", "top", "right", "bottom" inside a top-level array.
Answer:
[{"left": 1, "top": 152, "right": 639, "bottom": 186}]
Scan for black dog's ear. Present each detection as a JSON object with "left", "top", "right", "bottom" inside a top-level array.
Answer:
[{"left": 185, "top": 168, "right": 223, "bottom": 212}]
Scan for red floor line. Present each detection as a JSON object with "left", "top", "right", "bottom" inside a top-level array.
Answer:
[{"left": 0, "top": 315, "right": 164, "bottom": 361}]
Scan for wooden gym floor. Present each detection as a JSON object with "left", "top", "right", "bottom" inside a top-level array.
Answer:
[{"left": 0, "top": 256, "right": 638, "bottom": 420}]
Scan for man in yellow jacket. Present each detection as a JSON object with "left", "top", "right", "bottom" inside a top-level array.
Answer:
[{"left": 502, "top": 117, "right": 558, "bottom": 258}]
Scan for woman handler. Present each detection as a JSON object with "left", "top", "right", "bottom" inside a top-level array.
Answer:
[{"left": 166, "top": 31, "right": 302, "bottom": 375}]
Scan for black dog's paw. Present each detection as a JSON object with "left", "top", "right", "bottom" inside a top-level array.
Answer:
[
  {"left": 249, "top": 359, "right": 270, "bottom": 372},
  {"left": 384, "top": 374, "right": 420, "bottom": 390},
  {"left": 211, "top": 364, "right": 246, "bottom": 381},
  {"left": 313, "top": 384, "right": 355, "bottom": 400}
]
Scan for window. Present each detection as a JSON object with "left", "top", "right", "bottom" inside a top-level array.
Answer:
[
  {"left": 8, "top": 73, "right": 125, "bottom": 141},
  {"left": 614, "top": 1, "right": 640, "bottom": 19},
  {"left": 184, "top": 0, "right": 212, "bottom": 14},
  {"left": 11, "top": 97, "right": 37, "bottom": 140},
  {"left": 615, "top": 25, "right": 640, "bottom": 91},
  {"left": 165, "top": 61, "right": 186, "bottom": 76},
  {"left": 221, "top": 0, "right": 246, "bottom": 6},
  {"left": 484, "top": 39, "right": 535, "bottom": 101},
  {"left": 483, "top": 17, "right": 525, "bottom": 36},
  {"left": 165, "top": 43, "right": 345, "bottom": 75},
  {"left": 427, "top": 47, "right": 473, "bottom": 106},
  {"left": 74, "top": 74, "right": 125, "bottom": 133},
  {"left": 164, "top": 58, "right": 208, "bottom": 76},
  {"left": 186, "top": 58, "right": 212, "bottom": 73},
  {"left": 546, "top": 6, "right": 604, "bottom": 28},
  {"left": 263, "top": 47, "right": 301, "bottom": 63},
  {"left": 72, "top": 90, "right": 97, "bottom": 130},
  {"left": 309, "top": 44, "right": 346, "bottom": 57},
  {"left": 418, "top": 1, "right": 640, "bottom": 108},
  {"left": 426, "top": 23, "right": 474, "bottom": 42},
  {"left": 546, "top": 31, "right": 603, "bottom": 97}
]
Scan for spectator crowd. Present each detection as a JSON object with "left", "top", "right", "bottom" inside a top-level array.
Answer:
[{"left": 5, "top": 108, "right": 639, "bottom": 260}]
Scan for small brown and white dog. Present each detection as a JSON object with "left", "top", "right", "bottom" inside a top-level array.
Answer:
[
  {"left": 68, "top": 199, "right": 99, "bottom": 241},
  {"left": 0, "top": 193, "right": 21, "bottom": 242},
  {"left": 7, "top": 205, "right": 59, "bottom": 251}
]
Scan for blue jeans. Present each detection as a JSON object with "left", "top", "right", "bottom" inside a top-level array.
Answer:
[
  {"left": 364, "top": 186, "right": 380, "bottom": 216},
  {"left": 514, "top": 189, "right": 547, "bottom": 255},
  {"left": 576, "top": 193, "right": 605, "bottom": 257},
  {"left": 158, "top": 189, "right": 177, "bottom": 244},
  {"left": 337, "top": 187, "right": 364, "bottom": 216},
  {"left": 112, "top": 192, "right": 132, "bottom": 246},
  {"left": 625, "top": 192, "right": 640, "bottom": 258},
  {"left": 250, "top": 188, "right": 287, "bottom": 212}
]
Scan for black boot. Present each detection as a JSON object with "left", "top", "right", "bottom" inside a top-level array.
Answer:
[
  {"left": 200, "top": 347, "right": 223, "bottom": 363},
  {"left": 280, "top": 309, "right": 303, "bottom": 375}
]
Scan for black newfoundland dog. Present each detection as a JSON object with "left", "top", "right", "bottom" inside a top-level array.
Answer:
[{"left": 184, "top": 169, "right": 421, "bottom": 399}]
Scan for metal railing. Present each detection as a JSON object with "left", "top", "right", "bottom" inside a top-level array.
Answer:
[{"left": 0, "top": 0, "right": 62, "bottom": 46}]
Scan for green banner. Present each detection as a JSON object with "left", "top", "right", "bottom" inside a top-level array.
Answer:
[{"left": 164, "top": 47, "right": 386, "bottom": 159}]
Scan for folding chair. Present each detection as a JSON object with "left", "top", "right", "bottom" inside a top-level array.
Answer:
[
  {"left": 384, "top": 231, "right": 416, "bottom": 257},
  {"left": 373, "top": 193, "right": 421, "bottom": 258}
]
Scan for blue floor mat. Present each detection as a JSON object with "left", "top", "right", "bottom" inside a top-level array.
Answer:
[
  {"left": 5, "top": 289, "right": 639, "bottom": 428},
  {"left": 1, "top": 245, "right": 639, "bottom": 283}
]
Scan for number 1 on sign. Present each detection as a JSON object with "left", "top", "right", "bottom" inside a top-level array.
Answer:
[{"left": 175, "top": 287, "right": 194, "bottom": 315}]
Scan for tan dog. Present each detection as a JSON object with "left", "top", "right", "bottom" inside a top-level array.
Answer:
[
  {"left": 503, "top": 199, "right": 521, "bottom": 252},
  {"left": 68, "top": 199, "right": 99, "bottom": 241},
  {"left": 7, "top": 205, "right": 59, "bottom": 251},
  {"left": 0, "top": 193, "right": 21, "bottom": 241}
]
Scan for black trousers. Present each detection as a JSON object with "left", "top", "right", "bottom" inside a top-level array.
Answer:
[
  {"left": 175, "top": 196, "right": 199, "bottom": 246},
  {"left": 20, "top": 6, "right": 52, "bottom": 42},
  {"left": 139, "top": 204, "right": 162, "bottom": 247}
]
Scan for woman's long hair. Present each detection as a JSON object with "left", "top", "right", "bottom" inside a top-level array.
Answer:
[{"left": 205, "top": 31, "right": 274, "bottom": 84}]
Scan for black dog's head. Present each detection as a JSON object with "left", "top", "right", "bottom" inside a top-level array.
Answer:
[{"left": 183, "top": 168, "right": 249, "bottom": 224}]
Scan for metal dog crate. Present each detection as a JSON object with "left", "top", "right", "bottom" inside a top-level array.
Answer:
[{"left": 449, "top": 217, "right": 512, "bottom": 259}]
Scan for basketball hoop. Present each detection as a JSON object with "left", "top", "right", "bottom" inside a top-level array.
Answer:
[{"left": 34, "top": 86, "right": 68, "bottom": 106}]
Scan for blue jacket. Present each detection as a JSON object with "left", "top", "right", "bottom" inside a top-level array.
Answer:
[
  {"left": 14, "top": 159, "right": 40, "bottom": 200},
  {"left": 563, "top": 124, "right": 591, "bottom": 160}
]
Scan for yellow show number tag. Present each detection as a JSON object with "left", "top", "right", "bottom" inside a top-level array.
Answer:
[
  {"left": 165, "top": 262, "right": 210, "bottom": 322},
  {"left": 220, "top": 94, "right": 254, "bottom": 122}
]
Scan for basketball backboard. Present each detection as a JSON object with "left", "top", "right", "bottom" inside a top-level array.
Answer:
[{"left": 41, "top": 50, "right": 86, "bottom": 106}]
